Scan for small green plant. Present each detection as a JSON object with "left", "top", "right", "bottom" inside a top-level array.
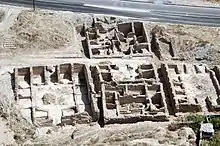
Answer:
[
  {"left": 186, "top": 114, "right": 205, "bottom": 131},
  {"left": 204, "top": 134, "right": 220, "bottom": 146},
  {"left": 186, "top": 114, "right": 220, "bottom": 130},
  {"left": 186, "top": 114, "right": 220, "bottom": 145},
  {"left": 187, "top": 114, "right": 205, "bottom": 123},
  {"left": 209, "top": 118, "right": 220, "bottom": 130}
]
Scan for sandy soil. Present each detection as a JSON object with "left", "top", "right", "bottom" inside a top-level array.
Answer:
[
  {"left": 0, "top": 3, "right": 219, "bottom": 146},
  {"left": 0, "top": 4, "right": 94, "bottom": 60},
  {"left": 0, "top": 118, "right": 16, "bottom": 145},
  {"left": 148, "top": 23, "right": 220, "bottom": 65}
]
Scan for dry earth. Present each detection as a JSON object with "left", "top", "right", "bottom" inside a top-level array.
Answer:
[
  {"left": 32, "top": 122, "right": 196, "bottom": 146},
  {"left": 0, "top": 3, "right": 219, "bottom": 146},
  {"left": 148, "top": 23, "right": 220, "bottom": 65}
]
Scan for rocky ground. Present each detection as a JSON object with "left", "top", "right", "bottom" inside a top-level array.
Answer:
[
  {"left": 148, "top": 23, "right": 220, "bottom": 65},
  {"left": 0, "top": 3, "right": 219, "bottom": 146},
  {"left": 32, "top": 122, "right": 196, "bottom": 146}
]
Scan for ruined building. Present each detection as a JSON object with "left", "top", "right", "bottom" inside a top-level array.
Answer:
[
  {"left": 14, "top": 64, "right": 98, "bottom": 126},
  {"left": 85, "top": 20, "right": 152, "bottom": 59},
  {"left": 12, "top": 19, "right": 220, "bottom": 127},
  {"left": 161, "top": 63, "right": 220, "bottom": 115},
  {"left": 90, "top": 63, "right": 168, "bottom": 124}
]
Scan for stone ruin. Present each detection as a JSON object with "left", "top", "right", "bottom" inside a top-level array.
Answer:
[
  {"left": 13, "top": 63, "right": 220, "bottom": 126},
  {"left": 150, "top": 25, "right": 182, "bottom": 61},
  {"left": 206, "top": 66, "right": 220, "bottom": 112},
  {"left": 11, "top": 19, "right": 220, "bottom": 127},
  {"left": 161, "top": 63, "right": 220, "bottom": 115},
  {"left": 90, "top": 63, "right": 168, "bottom": 124},
  {"left": 13, "top": 62, "right": 170, "bottom": 126},
  {"left": 85, "top": 19, "right": 153, "bottom": 59},
  {"left": 14, "top": 63, "right": 98, "bottom": 126}
]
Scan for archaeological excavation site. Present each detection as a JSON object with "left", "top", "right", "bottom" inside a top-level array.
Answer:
[
  {"left": 10, "top": 18, "right": 220, "bottom": 128},
  {"left": 0, "top": 4, "right": 220, "bottom": 145}
]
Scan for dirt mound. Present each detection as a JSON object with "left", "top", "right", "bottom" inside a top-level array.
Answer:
[
  {"left": 149, "top": 24, "right": 220, "bottom": 65},
  {"left": 32, "top": 121, "right": 195, "bottom": 146},
  {"left": 10, "top": 10, "right": 75, "bottom": 51}
]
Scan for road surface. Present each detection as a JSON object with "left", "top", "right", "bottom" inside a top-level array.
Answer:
[{"left": 1, "top": 0, "right": 220, "bottom": 26}]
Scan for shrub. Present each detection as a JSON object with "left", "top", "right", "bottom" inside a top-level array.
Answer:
[
  {"left": 209, "top": 118, "right": 220, "bottom": 130},
  {"left": 204, "top": 135, "right": 220, "bottom": 146},
  {"left": 186, "top": 114, "right": 205, "bottom": 131},
  {"left": 186, "top": 114, "right": 220, "bottom": 145}
]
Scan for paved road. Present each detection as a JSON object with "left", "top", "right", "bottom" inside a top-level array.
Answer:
[{"left": 1, "top": 0, "right": 220, "bottom": 26}]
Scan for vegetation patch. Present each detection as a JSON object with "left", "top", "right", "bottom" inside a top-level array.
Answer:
[{"left": 186, "top": 114, "right": 220, "bottom": 145}]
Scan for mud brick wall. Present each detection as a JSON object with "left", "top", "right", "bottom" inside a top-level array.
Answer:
[
  {"left": 90, "top": 63, "right": 169, "bottom": 125},
  {"left": 13, "top": 64, "right": 96, "bottom": 126},
  {"left": 85, "top": 20, "right": 153, "bottom": 59}
]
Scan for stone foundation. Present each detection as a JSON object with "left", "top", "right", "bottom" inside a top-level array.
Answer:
[
  {"left": 14, "top": 63, "right": 97, "bottom": 126},
  {"left": 85, "top": 18, "right": 152, "bottom": 59},
  {"left": 11, "top": 19, "right": 220, "bottom": 127},
  {"left": 90, "top": 63, "right": 169, "bottom": 124}
]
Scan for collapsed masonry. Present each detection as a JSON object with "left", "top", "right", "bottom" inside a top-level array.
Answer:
[
  {"left": 12, "top": 20, "right": 220, "bottom": 127},
  {"left": 151, "top": 26, "right": 177, "bottom": 60}
]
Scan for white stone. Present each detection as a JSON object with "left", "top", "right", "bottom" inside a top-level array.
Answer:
[{"left": 18, "top": 81, "right": 29, "bottom": 88}]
